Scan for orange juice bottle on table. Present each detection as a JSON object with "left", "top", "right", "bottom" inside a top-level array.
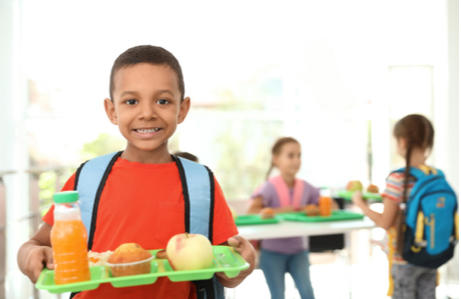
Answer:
[
  {"left": 51, "top": 191, "right": 90, "bottom": 284},
  {"left": 319, "top": 196, "right": 332, "bottom": 216}
]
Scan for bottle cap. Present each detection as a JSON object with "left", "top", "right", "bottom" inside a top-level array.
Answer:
[{"left": 53, "top": 191, "right": 79, "bottom": 204}]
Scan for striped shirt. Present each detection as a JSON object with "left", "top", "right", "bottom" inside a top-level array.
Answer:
[
  {"left": 383, "top": 171, "right": 416, "bottom": 203},
  {"left": 382, "top": 169, "right": 417, "bottom": 263}
]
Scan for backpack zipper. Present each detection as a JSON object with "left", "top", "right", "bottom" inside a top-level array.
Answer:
[{"left": 419, "top": 190, "right": 457, "bottom": 199}]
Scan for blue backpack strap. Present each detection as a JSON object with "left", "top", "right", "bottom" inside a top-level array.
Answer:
[
  {"left": 392, "top": 166, "right": 433, "bottom": 199},
  {"left": 173, "top": 156, "right": 223, "bottom": 299},
  {"left": 75, "top": 151, "right": 122, "bottom": 249},
  {"left": 174, "top": 156, "right": 214, "bottom": 238}
]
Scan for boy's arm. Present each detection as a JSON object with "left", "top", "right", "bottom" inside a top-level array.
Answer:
[
  {"left": 17, "top": 223, "right": 54, "bottom": 283},
  {"left": 216, "top": 235, "right": 256, "bottom": 288}
]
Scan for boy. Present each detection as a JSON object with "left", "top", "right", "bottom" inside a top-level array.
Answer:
[{"left": 17, "top": 45, "right": 255, "bottom": 298}]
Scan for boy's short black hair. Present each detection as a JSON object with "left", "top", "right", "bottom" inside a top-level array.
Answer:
[{"left": 109, "top": 45, "right": 185, "bottom": 100}]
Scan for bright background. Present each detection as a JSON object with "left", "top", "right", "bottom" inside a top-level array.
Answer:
[{"left": 0, "top": 0, "right": 459, "bottom": 298}]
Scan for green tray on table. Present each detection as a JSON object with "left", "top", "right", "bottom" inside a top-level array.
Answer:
[
  {"left": 36, "top": 245, "right": 249, "bottom": 294},
  {"left": 336, "top": 190, "right": 382, "bottom": 201},
  {"left": 278, "top": 210, "right": 364, "bottom": 222},
  {"left": 235, "top": 214, "right": 280, "bottom": 226}
]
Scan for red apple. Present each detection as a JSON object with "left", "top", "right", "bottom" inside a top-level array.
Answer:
[{"left": 166, "top": 233, "right": 214, "bottom": 271}]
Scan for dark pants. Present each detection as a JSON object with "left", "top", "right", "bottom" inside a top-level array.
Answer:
[{"left": 391, "top": 264, "right": 437, "bottom": 299}]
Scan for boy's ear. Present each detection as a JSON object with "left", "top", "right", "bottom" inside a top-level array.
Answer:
[
  {"left": 104, "top": 98, "right": 118, "bottom": 125},
  {"left": 177, "top": 97, "right": 191, "bottom": 124}
]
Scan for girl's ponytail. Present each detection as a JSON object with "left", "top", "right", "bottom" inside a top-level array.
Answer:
[
  {"left": 265, "top": 163, "right": 274, "bottom": 181},
  {"left": 402, "top": 142, "right": 413, "bottom": 204},
  {"left": 396, "top": 142, "right": 413, "bottom": 255}
]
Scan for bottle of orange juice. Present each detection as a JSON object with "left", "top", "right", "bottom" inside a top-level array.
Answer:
[
  {"left": 51, "top": 191, "right": 90, "bottom": 284},
  {"left": 319, "top": 196, "right": 332, "bottom": 217}
]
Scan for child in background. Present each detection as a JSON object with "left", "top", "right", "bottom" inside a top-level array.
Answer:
[
  {"left": 247, "top": 137, "right": 317, "bottom": 299},
  {"left": 17, "top": 45, "right": 255, "bottom": 299},
  {"left": 353, "top": 114, "right": 437, "bottom": 299}
]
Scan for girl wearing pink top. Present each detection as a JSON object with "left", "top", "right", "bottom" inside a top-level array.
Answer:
[{"left": 248, "top": 137, "right": 318, "bottom": 299}]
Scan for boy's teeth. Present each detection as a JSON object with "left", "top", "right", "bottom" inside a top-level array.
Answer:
[{"left": 136, "top": 128, "right": 160, "bottom": 133}]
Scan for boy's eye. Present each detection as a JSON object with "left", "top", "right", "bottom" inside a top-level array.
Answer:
[
  {"left": 124, "top": 99, "right": 138, "bottom": 105},
  {"left": 156, "top": 99, "right": 169, "bottom": 105}
]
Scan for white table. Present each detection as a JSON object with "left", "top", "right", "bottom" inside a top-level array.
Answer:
[
  {"left": 234, "top": 217, "right": 377, "bottom": 299},
  {"left": 237, "top": 217, "right": 376, "bottom": 239}
]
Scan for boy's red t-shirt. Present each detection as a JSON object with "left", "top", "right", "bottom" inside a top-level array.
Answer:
[{"left": 43, "top": 157, "right": 238, "bottom": 299}]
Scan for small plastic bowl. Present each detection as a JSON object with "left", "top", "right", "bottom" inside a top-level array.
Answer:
[{"left": 106, "top": 256, "right": 154, "bottom": 277}]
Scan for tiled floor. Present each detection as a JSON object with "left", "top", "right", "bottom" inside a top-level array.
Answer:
[
  {"left": 227, "top": 249, "right": 389, "bottom": 299},
  {"left": 227, "top": 242, "right": 460, "bottom": 299}
]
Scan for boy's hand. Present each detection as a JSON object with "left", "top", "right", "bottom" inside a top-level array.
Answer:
[
  {"left": 216, "top": 235, "right": 255, "bottom": 288},
  {"left": 21, "top": 245, "right": 54, "bottom": 283}
]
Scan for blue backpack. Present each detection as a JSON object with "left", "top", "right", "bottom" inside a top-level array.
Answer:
[
  {"left": 70, "top": 151, "right": 224, "bottom": 299},
  {"left": 397, "top": 166, "right": 458, "bottom": 268}
]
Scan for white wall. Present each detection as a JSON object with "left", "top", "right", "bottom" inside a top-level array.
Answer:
[{"left": 1, "top": 0, "right": 33, "bottom": 298}]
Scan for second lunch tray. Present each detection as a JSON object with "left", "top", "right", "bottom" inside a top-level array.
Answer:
[
  {"left": 278, "top": 210, "right": 364, "bottom": 222},
  {"left": 235, "top": 214, "right": 280, "bottom": 226},
  {"left": 336, "top": 190, "right": 382, "bottom": 201},
  {"left": 36, "top": 245, "right": 249, "bottom": 294}
]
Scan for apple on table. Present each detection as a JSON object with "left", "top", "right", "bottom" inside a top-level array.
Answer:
[{"left": 346, "top": 180, "right": 363, "bottom": 192}]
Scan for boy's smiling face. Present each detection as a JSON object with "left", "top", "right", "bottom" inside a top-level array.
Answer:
[{"left": 104, "top": 63, "right": 190, "bottom": 163}]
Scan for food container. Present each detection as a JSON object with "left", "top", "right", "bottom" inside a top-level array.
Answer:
[{"left": 106, "top": 255, "right": 154, "bottom": 277}]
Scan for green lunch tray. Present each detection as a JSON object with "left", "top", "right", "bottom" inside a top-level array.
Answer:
[
  {"left": 36, "top": 245, "right": 249, "bottom": 294},
  {"left": 278, "top": 210, "right": 364, "bottom": 222},
  {"left": 336, "top": 190, "right": 382, "bottom": 201},
  {"left": 235, "top": 214, "right": 280, "bottom": 226}
]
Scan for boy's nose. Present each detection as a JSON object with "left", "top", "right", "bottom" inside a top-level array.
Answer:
[{"left": 140, "top": 102, "right": 157, "bottom": 119}]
